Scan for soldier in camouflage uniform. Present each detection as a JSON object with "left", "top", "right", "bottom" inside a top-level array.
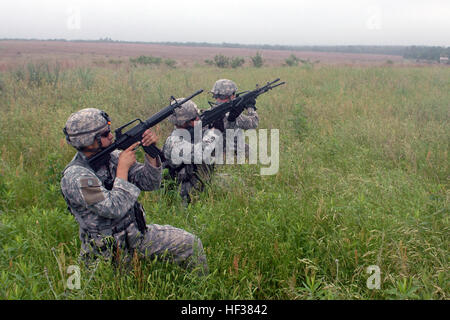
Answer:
[
  {"left": 162, "top": 99, "right": 220, "bottom": 205},
  {"left": 210, "top": 79, "right": 259, "bottom": 156},
  {"left": 60, "top": 108, "right": 208, "bottom": 275}
]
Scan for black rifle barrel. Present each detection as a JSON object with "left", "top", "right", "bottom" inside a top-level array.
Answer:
[
  {"left": 144, "top": 89, "right": 204, "bottom": 128},
  {"left": 199, "top": 78, "right": 284, "bottom": 127},
  {"left": 87, "top": 89, "right": 204, "bottom": 168}
]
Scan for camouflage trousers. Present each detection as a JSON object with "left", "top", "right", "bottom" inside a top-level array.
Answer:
[
  {"left": 176, "top": 164, "right": 215, "bottom": 204},
  {"left": 140, "top": 223, "right": 208, "bottom": 275},
  {"left": 81, "top": 222, "right": 208, "bottom": 275}
]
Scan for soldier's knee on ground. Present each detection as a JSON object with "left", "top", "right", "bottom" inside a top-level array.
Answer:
[
  {"left": 170, "top": 230, "right": 208, "bottom": 275},
  {"left": 140, "top": 224, "right": 208, "bottom": 275},
  {"left": 184, "top": 235, "right": 209, "bottom": 276}
]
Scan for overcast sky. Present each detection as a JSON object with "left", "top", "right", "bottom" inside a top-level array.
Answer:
[{"left": 1, "top": 0, "right": 449, "bottom": 46}]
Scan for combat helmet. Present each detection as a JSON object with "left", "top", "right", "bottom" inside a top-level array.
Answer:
[
  {"left": 168, "top": 99, "right": 200, "bottom": 126},
  {"left": 211, "top": 79, "right": 237, "bottom": 98},
  {"left": 63, "top": 108, "right": 111, "bottom": 150}
]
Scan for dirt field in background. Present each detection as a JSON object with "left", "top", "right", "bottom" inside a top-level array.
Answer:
[{"left": 0, "top": 40, "right": 407, "bottom": 70}]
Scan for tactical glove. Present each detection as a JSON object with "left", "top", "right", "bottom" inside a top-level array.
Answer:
[{"left": 227, "top": 108, "right": 242, "bottom": 122}]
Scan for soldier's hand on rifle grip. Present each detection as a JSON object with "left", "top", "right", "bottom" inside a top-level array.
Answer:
[
  {"left": 141, "top": 129, "right": 161, "bottom": 167},
  {"left": 141, "top": 128, "right": 159, "bottom": 147},
  {"left": 117, "top": 142, "right": 140, "bottom": 181}
]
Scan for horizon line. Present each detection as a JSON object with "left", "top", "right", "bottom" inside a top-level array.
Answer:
[{"left": 0, "top": 38, "right": 448, "bottom": 49}]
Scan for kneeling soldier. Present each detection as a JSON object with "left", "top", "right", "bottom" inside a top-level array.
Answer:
[
  {"left": 210, "top": 79, "right": 259, "bottom": 156},
  {"left": 61, "top": 108, "right": 208, "bottom": 275},
  {"left": 162, "top": 99, "right": 220, "bottom": 205}
]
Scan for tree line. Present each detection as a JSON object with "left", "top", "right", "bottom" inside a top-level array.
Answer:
[
  {"left": 2, "top": 38, "right": 449, "bottom": 62},
  {"left": 403, "top": 46, "right": 450, "bottom": 62}
]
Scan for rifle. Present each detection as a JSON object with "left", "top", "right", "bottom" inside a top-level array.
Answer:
[
  {"left": 87, "top": 89, "right": 204, "bottom": 169},
  {"left": 200, "top": 78, "right": 285, "bottom": 130}
]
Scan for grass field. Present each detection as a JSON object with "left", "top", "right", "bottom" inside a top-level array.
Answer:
[
  {"left": 0, "top": 61, "right": 448, "bottom": 299},
  {"left": 0, "top": 40, "right": 407, "bottom": 70}
]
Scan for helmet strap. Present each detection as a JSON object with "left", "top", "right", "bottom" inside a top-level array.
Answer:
[{"left": 81, "top": 134, "right": 104, "bottom": 154}]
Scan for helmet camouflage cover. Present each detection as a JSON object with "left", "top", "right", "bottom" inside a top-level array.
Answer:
[
  {"left": 64, "top": 108, "right": 111, "bottom": 149},
  {"left": 168, "top": 99, "right": 200, "bottom": 126},
  {"left": 211, "top": 79, "right": 238, "bottom": 97}
]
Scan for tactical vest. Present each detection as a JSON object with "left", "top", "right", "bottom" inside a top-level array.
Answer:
[{"left": 61, "top": 153, "right": 147, "bottom": 238}]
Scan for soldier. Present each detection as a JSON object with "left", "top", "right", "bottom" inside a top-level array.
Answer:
[
  {"left": 61, "top": 108, "right": 208, "bottom": 275},
  {"left": 162, "top": 99, "right": 220, "bottom": 205},
  {"left": 210, "top": 79, "right": 259, "bottom": 156}
]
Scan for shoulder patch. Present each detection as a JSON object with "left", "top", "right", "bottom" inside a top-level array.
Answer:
[{"left": 79, "top": 178, "right": 105, "bottom": 205}]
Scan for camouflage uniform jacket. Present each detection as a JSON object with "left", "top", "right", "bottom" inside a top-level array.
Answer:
[
  {"left": 60, "top": 150, "right": 162, "bottom": 261},
  {"left": 221, "top": 107, "right": 259, "bottom": 155}
]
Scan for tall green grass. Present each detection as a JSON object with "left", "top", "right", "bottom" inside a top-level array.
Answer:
[{"left": 0, "top": 63, "right": 448, "bottom": 299}]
